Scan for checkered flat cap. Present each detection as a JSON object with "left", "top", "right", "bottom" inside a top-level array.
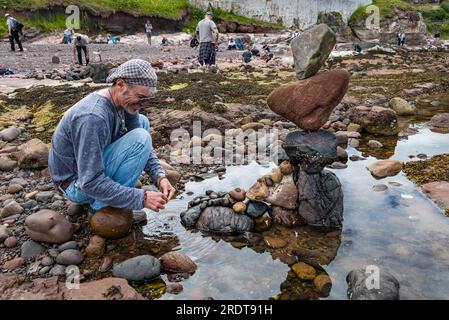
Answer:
[{"left": 107, "top": 59, "right": 157, "bottom": 88}]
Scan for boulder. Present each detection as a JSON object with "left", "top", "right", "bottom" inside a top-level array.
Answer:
[
  {"left": 367, "top": 160, "right": 403, "bottom": 178},
  {"left": 347, "top": 268, "right": 400, "bottom": 300},
  {"left": 25, "top": 210, "right": 73, "bottom": 244},
  {"left": 295, "top": 169, "right": 343, "bottom": 229},
  {"left": 17, "top": 139, "right": 49, "bottom": 169},
  {"left": 283, "top": 130, "right": 338, "bottom": 173},
  {"left": 196, "top": 206, "right": 254, "bottom": 234},
  {"left": 290, "top": 23, "right": 336, "bottom": 80},
  {"left": 389, "top": 98, "right": 416, "bottom": 116},
  {"left": 112, "top": 255, "right": 161, "bottom": 282},
  {"left": 348, "top": 106, "right": 399, "bottom": 136},
  {"left": 90, "top": 207, "right": 133, "bottom": 240},
  {"left": 267, "top": 70, "right": 350, "bottom": 131}
]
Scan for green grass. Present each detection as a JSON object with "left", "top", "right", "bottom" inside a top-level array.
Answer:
[
  {"left": 0, "top": 0, "right": 283, "bottom": 37},
  {"left": 0, "top": 0, "right": 191, "bottom": 18},
  {"left": 183, "top": 6, "right": 284, "bottom": 33},
  {"left": 349, "top": 0, "right": 414, "bottom": 25},
  {"left": 349, "top": 0, "right": 449, "bottom": 39}
]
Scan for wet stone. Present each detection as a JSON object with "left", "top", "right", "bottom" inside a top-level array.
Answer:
[
  {"left": 347, "top": 268, "right": 400, "bottom": 300},
  {"left": 373, "top": 184, "right": 388, "bottom": 192},
  {"left": 112, "top": 255, "right": 161, "bottom": 282},
  {"left": 58, "top": 241, "right": 78, "bottom": 252},
  {"left": 246, "top": 201, "right": 270, "bottom": 218},
  {"left": 180, "top": 205, "right": 202, "bottom": 228},
  {"left": 196, "top": 206, "right": 254, "bottom": 234}
]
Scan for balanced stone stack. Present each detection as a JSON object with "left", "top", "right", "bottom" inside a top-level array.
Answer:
[{"left": 267, "top": 23, "right": 347, "bottom": 230}]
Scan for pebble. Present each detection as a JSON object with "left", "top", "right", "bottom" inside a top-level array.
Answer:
[
  {"left": 7, "top": 184, "right": 23, "bottom": 194},
  {"left": 292, "top": 262, "right": 317, "bottom": 280},
  {"left": 112, "top": 255, "right": 161, "bottom": 281},
  {"left": 41, "top": 256, "right": 54, "bottom": 266},
  {"left": 166, "top": 283, "right": 183, "bottom": 295},
  {"left": 10, "top": 178, "right": 28, "bottom": 186},
  {"left": 21, "top": 240, "right": 46, "bottom": 260},
  {"left": 49, "top": 264, "right": 66, "bottom": 277},
  {"left": 373, "top": 184, "right": 388, "bottom": 192},
  {"left": 4, "top": 236, "right": 18, "bottom": 248},
  {"left": 48, "top": 248, "right": 60, "bottom": 258},
  {"left": 330, "top": 162, "right": 348, "bottom": 169},
  {"left": 22, "top": 200, "right": 39, "bottom": 210},
  {"left": 35, "top": 191, "right": 55, "bottom": 203},
  {"left": 58, "top": 241, "right": 78, "bottom": 251},
  {"left": 368, "top": 140, "right": 383, "bottom": 148},
  {"left": 67, "top": 203, "right": 83, "bottom": 216},
  {"left": 56, "top": 249, "right": 84, "bottom": 266},
  {"left": 99, "top": 256, "right": 113, "bottom": 273},
  {"left": 3, "top": 257, "right": 25, "bottom": 270},
  {"left": 39, "top": 266, "right": 51, "bottom": 275}
]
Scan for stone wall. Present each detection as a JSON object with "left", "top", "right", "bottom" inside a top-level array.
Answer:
[{"left": 190, "top": 0, "right": 372, "bottom": 29}]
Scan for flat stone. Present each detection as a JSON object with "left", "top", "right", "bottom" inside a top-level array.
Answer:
[
  {"left": 3, "top": 257, "right": 25, "bottom": 270},
  {"left": 283, "top": 130, "right": 338, "bottom": 173},
  {"left": 373, "top": 184, "right": 388, "bottom": 192},
  {"left": 367, "top": 160, "right": 403, "bottom": 179},
  {"left": 263, "top": 235, "right": 287, "bottom": 249},
  {"left": 292, "top": 262, "right": 317, "bottom": 280},
  {"left": 58, "top": 241, "right": 78, "bottom": 251},
  {"left": 35, "top": 191, "right": 54, "bottom": 203},
  {"left": 62, "top": 277, "right": 144, "bottom": 300},
  {"left": 421, "top": 181, "right": 449, "bottom": 211}
]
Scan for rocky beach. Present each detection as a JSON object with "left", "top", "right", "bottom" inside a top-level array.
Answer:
[{"left": 1, "top": 2, "right": 449, "bottom": 300}]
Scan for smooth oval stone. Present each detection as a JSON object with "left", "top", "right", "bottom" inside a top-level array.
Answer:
[
  {"left": 112, "top": 255, "right": 161, "bottom": 282},
  {"left": 160, "top": 252, "right": 197, "bottom": 274},
  {"left": 180, "top": 205, "right": 202, "bottom": 227},
  {"left": 56, "top": 249, "right": 84, "bottom": 266},
  {"left": 90, "top": 207, "right": 133, "bottom": 240}
]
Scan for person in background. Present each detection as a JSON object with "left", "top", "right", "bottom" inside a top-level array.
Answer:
[
  {"left": 63, "top": 27, "right": 74, "bottom": 44},
  {"left": 250, "top": 43, "right": 260, "bottom": 57},
  {"left": 242, "top": 47, "right": 252, "bottom": 63},
  {"left": 190, "top": 34, "right": 199, "bottom": 48},
  {"left": 261, "top": 44, "right": 274, "bottom": 62},
  {"left": 235, "top": 37, "right": 244, "bottom": 50},
  {"left": 400, "top": 33, "right": 406, "bottom": 46},
  {"left": 161, "top": 36, "right": 169, "bottom": 46},
  {"left": 354, "top": 43, "right": 362, "bottom": 53},
  {"left": 5, "top": 13, "right": 24, "bottom": 52},
  {"left": 73, "top": 34, "right": 90, "bottom": 65},
  {"left": 145, "top": 20, "right": 153, "bottom": 46},
  {"left": 397, "top": 33, "right": 401, "bottom": 46},
  {"left": 195, "top": 11, "right": 219, "bottom": 71},
  {"left": 227, "top": 37, "right": 236, "bottom": 50}
]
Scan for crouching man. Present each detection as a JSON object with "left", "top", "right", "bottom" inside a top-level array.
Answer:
[{"left": 49, "top": 59, "right": 176, "bottom": 215}]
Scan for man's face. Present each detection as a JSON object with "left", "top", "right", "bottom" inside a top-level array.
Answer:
[{"left": 116, "top": 80, "right": 155, "bottom": 114}]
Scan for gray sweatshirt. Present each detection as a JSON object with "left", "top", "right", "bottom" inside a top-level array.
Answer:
[{"left": 48, "top": 91, "right": 165, "bottom": 210}]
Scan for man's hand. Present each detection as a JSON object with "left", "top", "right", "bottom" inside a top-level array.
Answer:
[
  {"left": 144, "top": 191, "right": 168, "bottom": 212},
  {"left": 158, "top": 178, "right": 176, "bottom": 201}
]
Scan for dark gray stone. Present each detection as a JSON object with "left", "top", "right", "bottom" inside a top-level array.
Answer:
[
  {"left": 196, "top": 206, "right": 254, "bottom": 234},
  {"left": 35, "top": 191, "right": 55, "bottom": 203},
  {"left": 291, "top": 24, "right": 336, "bottom": 80},
  {"left": 180, "top": 205, "right": 202, "bottom": 227},
  {"left": 294, "top": 169, "right": 343, "bottom": 229},
  {"left": 0, "top": 127, "right": 21, "bottom": 142},
  {"left": 21, "top": 240, "right": 46, "bottom": 260},
  {"left": 112, "top": 255, "right": 161, "bottom": 282},
  {"left": 49, "top": 264, "right": 66, "bottom": 277},
  {"left": 346, "top": 268, "right": 400, "bottom": 300},
  {"left": 283, "top": 130, "right": 338, "bottom": 174},
  {"left": 246, "top": 201, "right": 270, "bottom": 218},
  {"left": 58, "top": 241, "right": 78, "bottom": 251},
  {"left": 22, "top": 200, "right": 38, "bottom": 210}
]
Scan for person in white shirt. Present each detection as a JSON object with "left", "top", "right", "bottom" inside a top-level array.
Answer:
[
  {"left": 5, "top": 13, "right": 23, "bottom": 52},
  {"left": 145, "top": 20, "right": 153, "bottom": 45},
  {"left": 72, "top": 34, "right": 90, "bottom": 65}
]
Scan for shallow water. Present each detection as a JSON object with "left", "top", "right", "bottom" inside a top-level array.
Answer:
[{"left": 143, "top": 103, "right": 449, "bottom": 300}]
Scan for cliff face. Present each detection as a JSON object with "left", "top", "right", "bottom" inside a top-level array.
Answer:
[{"left": 190, "top": 0, "right": 371, "bottom": 28}]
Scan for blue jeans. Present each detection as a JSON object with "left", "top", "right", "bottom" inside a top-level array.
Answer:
[{"left": 63, "top": 114, "right": 151, "bottom": 211}]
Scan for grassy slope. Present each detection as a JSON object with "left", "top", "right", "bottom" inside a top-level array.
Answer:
[
  {"left": 0, "top": 0, "right": 283, "bottom": 37},
  {"left": 349, "top": 0, "right": 449, "bottom": 39}
]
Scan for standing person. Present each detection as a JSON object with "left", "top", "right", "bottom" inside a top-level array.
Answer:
[
  {"left": 63, "top": 27, "right": 74, "bottom": 44},
  {"left": 400, "top": 33, "right": 406, "bottom": 46},
  {"left": 145, "top": 20, "right": 153, "bottom": 45},
  {"left": 48, "top": 59, "right": 176, "bottom": 215},
  {"left": 5, "top": 13, "right": 24, "bottom": 52},
  {"left": 195, "top": 11, "right": 219, "bottom": 71},
  {"left": 397, "top": 33, "right": 401, "bottom": 46},
  {"left": 72, "top": 34, "right": 90, "bottom": 65}
]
